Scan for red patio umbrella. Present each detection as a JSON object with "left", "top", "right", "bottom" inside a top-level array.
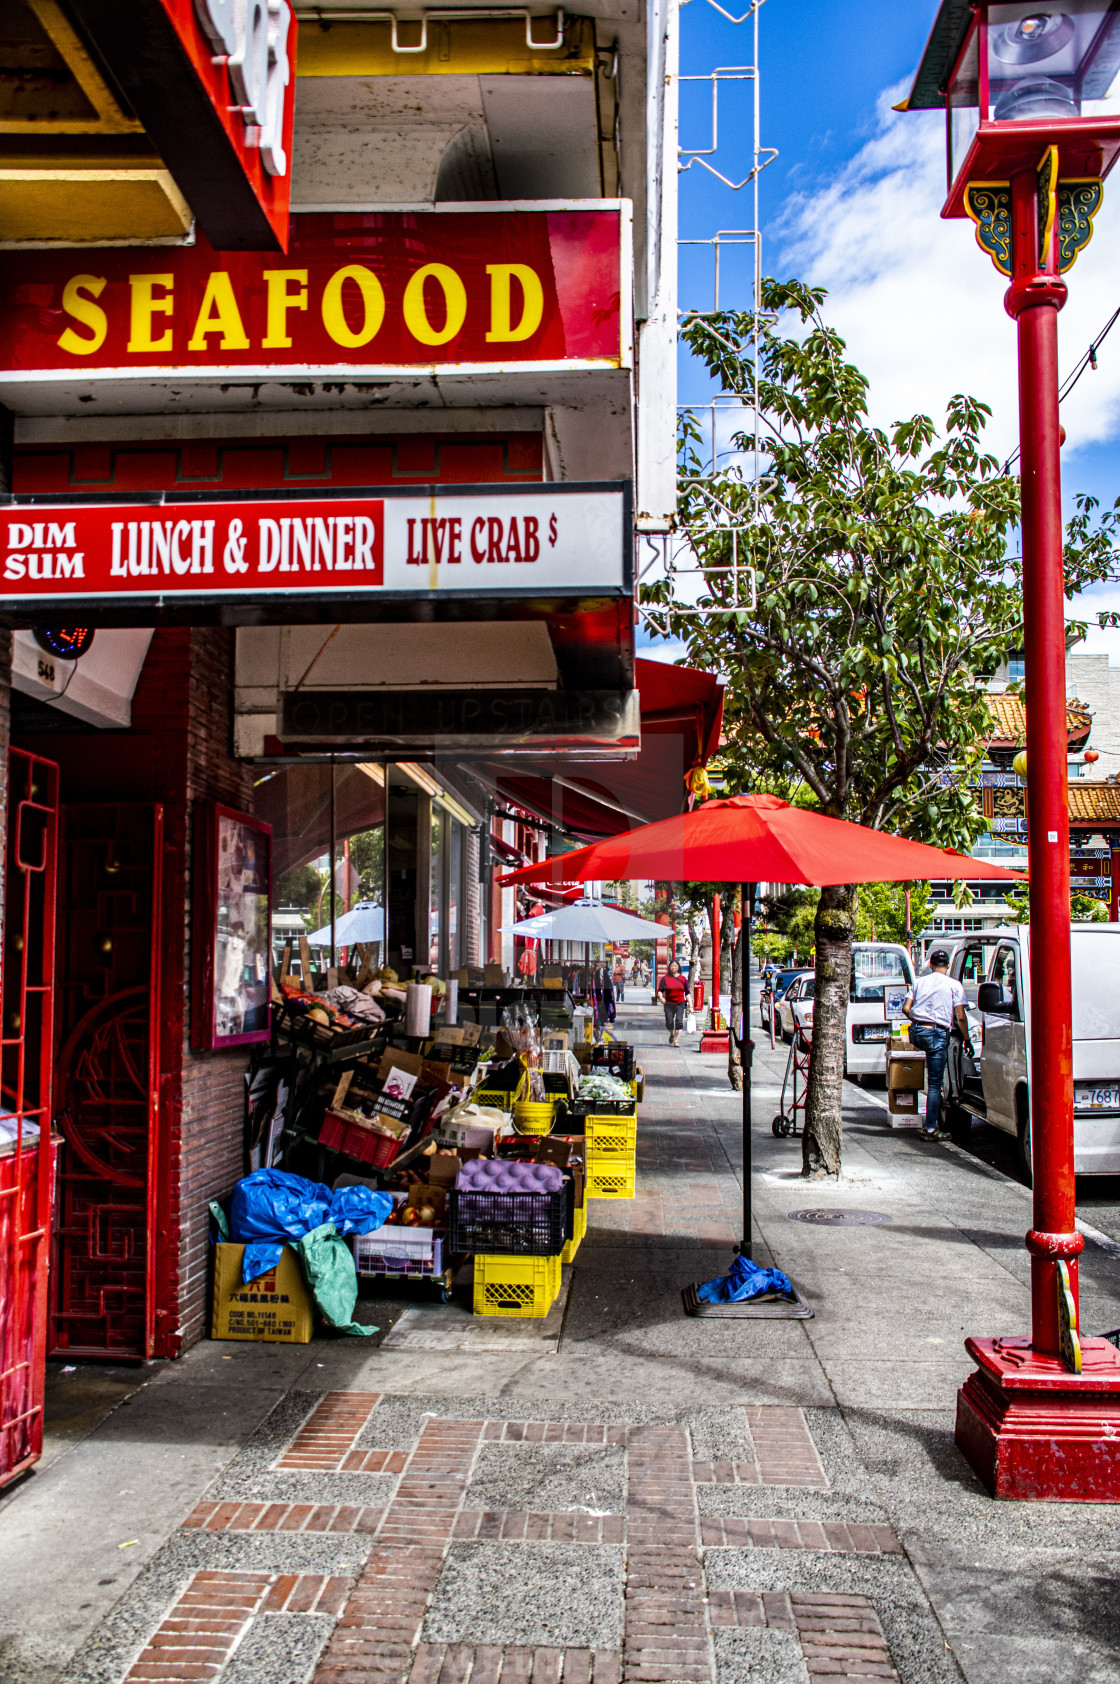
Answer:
[
  {"left": 499, "top": 794, "right": 1023, "bottom": 1315},
  {"left": 497, "top": 794, "right": 1024, "bottom": 889}
]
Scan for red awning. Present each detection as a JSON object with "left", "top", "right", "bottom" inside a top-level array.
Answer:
[{"left": 469, "top": 657, "right": 724, "bottom": 842}]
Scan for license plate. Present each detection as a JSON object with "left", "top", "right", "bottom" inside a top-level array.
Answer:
[{"left": 1074, "top": 1085, "right": 1120, "bottom": 1112}]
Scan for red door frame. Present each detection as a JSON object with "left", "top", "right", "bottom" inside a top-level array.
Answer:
[{"left": 0, "top": 749, "right": 59, "bottom": 1485}]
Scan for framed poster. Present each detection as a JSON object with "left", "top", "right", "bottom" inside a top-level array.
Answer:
[{"left": 193, "top": 801, "right": 273, "bottom": 1049}]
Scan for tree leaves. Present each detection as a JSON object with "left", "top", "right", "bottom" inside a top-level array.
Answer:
[{"left": 655, "top": 283, "right": 1117, "bottom": 847}]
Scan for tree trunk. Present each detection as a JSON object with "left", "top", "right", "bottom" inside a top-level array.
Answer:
[
  {"left": 728, "top": 920, "right": 744, "bottom": 1090},
  {"left": 801, "top": 883, "right": 857, "bottom": 1179}
]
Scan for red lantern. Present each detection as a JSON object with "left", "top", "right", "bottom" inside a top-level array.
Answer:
[{"left": 1084, "top": 748, "right": 1100, "bottom": 762}]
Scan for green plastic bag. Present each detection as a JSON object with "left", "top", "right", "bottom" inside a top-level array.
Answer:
[{"left": 297, "top": 1222, "right": 376, "bottom": 1337}]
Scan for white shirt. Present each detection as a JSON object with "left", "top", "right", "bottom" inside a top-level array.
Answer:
[{"left": 907, "top": 970, "right": 966, "bottom": 1030}]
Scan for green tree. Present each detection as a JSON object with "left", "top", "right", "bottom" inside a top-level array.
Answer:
[
  {"left": 645, "top": 279, "right": 1113, "bottom": 1177},
  {"left": 856, "top": 882, "right": 933, "bottom": 946}
]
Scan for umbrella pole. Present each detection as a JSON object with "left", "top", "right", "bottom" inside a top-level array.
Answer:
[{"left": 740, "top": 882, "right": 753, "bottom": 1258}]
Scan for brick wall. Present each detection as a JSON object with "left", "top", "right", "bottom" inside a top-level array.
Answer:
[
  {"left": 127, "top": 628, "right": 256, "bottom": 1355},
  {"left": 178, "top": 629, "right": 257, "bottom": 1352}
]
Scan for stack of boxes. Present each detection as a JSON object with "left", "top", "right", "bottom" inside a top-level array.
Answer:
[{"left": 886, "top": 1040, "right": 926, "bottom": 1128}]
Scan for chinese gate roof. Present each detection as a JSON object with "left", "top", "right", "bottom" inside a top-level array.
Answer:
[{"left": 986, "top": 693, "right": 1092, "bottom": 751}]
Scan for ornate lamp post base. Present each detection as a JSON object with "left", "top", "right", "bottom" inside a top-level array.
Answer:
[{"left": 956, "top": 1336, "right": 1120, "bottom": 1501}]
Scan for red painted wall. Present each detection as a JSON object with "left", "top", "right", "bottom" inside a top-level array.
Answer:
[{"left": 12, "top": 433, "right": 542, "bottom": 496}]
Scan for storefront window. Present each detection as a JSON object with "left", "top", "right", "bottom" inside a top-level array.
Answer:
[
  {"left": 447, "top": 816, "right": 462, "bottom": 974},
  {"left": 430, "top": 804, "right": 443, "bottom": 970},
  {"left": 255, "top": 759, "right": 385, "bottom": 981}
]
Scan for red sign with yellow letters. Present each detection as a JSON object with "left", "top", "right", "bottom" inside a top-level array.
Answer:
[{"left": 0, "top": 208, "right": 627, "bottom": 380}]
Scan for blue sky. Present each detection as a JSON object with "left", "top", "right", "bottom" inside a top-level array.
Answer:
[{"left": 645, "top": 0, "right": 1120, "bottom": 659}]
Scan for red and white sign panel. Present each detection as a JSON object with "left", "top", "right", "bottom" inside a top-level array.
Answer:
[
  {"left": 0, "top": 486, "right": 629, "bottom": 605},
  {"left": 0, "top": 208, "right": 627, "bottom": 380}
]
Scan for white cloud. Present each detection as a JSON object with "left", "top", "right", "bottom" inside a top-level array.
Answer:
[{"left": 774, "top": 92, "right": 1120, "bottom": 654}]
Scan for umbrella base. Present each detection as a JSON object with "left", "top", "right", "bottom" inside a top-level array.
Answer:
[
  {"left": 956, "top": 1335, "right": 1120, "bottom": 1501},
  {"left": 681, "top": 1282, "right": 813, "bottom": 1319}
]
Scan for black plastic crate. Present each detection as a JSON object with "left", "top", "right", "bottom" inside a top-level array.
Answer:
[
  {"left": 473, "top": 1057, "right": 524, "bottom": 1093},
  {"left": 449, "top": 1179, "right": 572, "bottom": 1254},
  {"left": 542, "top": 1071, "right": 571, "bottom": 1096},
  {"left": 566, "top": 1096, "right": 637, "bottom": 1119},
  {"left": 590, "top": 1044, "right": 636, "bottom": 1081}
]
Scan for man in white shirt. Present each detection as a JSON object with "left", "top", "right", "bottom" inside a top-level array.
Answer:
[{"left": 902, "top": 949, "right": 972, "bottom": 1138}]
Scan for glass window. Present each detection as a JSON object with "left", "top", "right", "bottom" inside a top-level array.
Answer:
[
  {"left": 447, "top": 816, "right": 462, "bottom": 974},
  {"left": 254, "top": 760, "right": 385, "bottom": 980},
  {"left": 949, "top": 20, "right": 981, "bottom": 176},
  {"left": 430, "top": 804, "right": 443, "bottom": 970},
  {"left": 987, "top": 2, "right": 1120, "bottom": 123},
  {"left": 851, "top": 946, "right": 911, "bottom": 1000},
  {"left": 991, "top": 943, "right": 1021, "bottom": 1018}
]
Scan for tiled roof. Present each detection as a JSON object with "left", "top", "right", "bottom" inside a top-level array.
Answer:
[
  {"left": 1068, "top": 783, "right": 1120, "bottom": 823},
  {"left": 986, "top": 693, "right": 1092, "bottom": 746}
]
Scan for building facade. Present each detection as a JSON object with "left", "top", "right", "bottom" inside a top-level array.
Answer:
[{"left": 0, "top": 0, "right": 704, "bottom": 1461}]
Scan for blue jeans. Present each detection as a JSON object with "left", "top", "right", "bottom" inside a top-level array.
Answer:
[{"left": 908, "top": 1022, "right": 949, "bottom": 1132}]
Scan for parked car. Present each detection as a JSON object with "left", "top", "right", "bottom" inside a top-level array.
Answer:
[
  {"left": 760, "top": 968, "right": 804, "bottom": 1031},
  {"left": 775, "top": 973, "right": 815, "bottom": 1042},
  {"left": 774, "top": 945, "right": 917, "bottom": 1068},
  {"left": 942, "top": 923, "right": 1120, "bottom": 1179},
  {"left": 845, "top": 943, "right": 916, "bottom": 1079}
]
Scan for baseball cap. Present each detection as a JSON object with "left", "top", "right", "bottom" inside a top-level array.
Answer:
[{"left": 929, "top": 948, "right": 950, "bottom": 966}]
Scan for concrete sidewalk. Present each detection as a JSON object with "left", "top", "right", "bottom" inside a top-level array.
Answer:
[{"left": 1, "top": 996, "right": 1119, "bottom": 1684}]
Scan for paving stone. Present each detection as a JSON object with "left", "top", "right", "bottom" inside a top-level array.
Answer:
[{"left": 422, "top": 1543, "right": 625, "bottom": 1649}]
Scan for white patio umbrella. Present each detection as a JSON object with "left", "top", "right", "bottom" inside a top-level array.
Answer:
[
  {"left": 306, "top": 900, "right": 385, "bottom": 946},
  {"left": 503, "top": 898, "right": 666, "bottom": 943}
]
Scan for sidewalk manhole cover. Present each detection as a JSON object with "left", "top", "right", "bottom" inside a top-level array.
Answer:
[{"left": 787, "top": 1208, "right": 892, "bottom": 1227}]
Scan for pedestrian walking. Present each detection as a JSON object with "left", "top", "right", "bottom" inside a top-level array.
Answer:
[
  {"left": 657, "top": 958, "right": 689, "bottom": 1046},
  {"left": 902, "top": 948, "right": 972, "bottom": 1138}
]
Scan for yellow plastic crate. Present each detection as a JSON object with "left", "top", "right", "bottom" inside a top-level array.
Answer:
[
  {"left": 587, "top": 1164, "right": 636, "bottom": 1200},
  {"left": 586, "top": 1114, "right": 637, "bottom": 1153},
  {"left": 474, "top": 1066, "right": 529, "bottom": 1111},
  {"left": 562, "top": 1202, "right": 587, "bottom": 1264},
  {"left": 473, "top": 1251, "right": 562, "bottom": 1317}
]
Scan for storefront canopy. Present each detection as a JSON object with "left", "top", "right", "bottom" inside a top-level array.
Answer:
[{"left": 471, "top": 657, "right": 724, "bottom": 841}]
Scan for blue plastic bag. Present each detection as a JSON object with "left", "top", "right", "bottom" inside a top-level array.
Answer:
[
  {"left": 229, "top": 1168, "right": 393, "bottom": 1283},
  {"left": 695, "top": 1255, "right": 794, "bottom": 1304}
]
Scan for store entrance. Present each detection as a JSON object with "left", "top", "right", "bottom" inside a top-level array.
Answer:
[{"left": 51, "top": 805, "right": 163, "bottom": 1361}]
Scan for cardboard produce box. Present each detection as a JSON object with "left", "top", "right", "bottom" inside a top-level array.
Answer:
[
  {"left": 886, "top": 1052, "right": 926, "bottom": 1092},
  {"left": 887, "top": 1087, "right": 921, "bottom": 1120},
  {"left": 212, "top": 1242, "right": 314, "bottom": 1343}
]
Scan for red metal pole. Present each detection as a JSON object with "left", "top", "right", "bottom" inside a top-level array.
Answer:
[
  {"left": 1006, "top": 169, "right": 1082, "bottom": 1357},
  {"left": 711, "top": 893, "right": 721, "bottom": 1025}
]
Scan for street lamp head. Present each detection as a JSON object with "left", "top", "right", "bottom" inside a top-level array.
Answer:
[{"left": 909, "top": 2, "right": 1120, "bottom": 215}]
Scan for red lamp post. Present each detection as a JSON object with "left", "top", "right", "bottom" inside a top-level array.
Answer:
[{"left": 908, "top": 0, "right": 1120, "bottom": 1501}]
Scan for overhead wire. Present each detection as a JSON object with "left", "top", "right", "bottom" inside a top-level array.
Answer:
[{"left": 1002, "top": 301, "right": 1120, "bottom": 473}]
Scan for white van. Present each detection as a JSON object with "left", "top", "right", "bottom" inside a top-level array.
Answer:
[
  {"left": 845, "top": 943, "right": 916, "bottom": 1079},
  {"left": 942, "top": 923, "right": 1120, "bottom": 1179}
]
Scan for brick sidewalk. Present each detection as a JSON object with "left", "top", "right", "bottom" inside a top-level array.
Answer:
[{"left": 68, "top": 1389, "right": 921, "bottom": 1684}]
